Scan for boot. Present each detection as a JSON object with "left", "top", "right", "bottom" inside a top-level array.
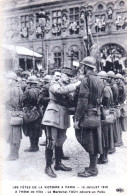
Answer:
[
  {"left": 61, "top": 147, "right": 69, "bottom": 160},
  {"left": 78, "top": 154, "right": 98, "bottom": 177},
  {"left": 6, "top": 143, "right": 19, "bottom": 161},
  {"left": 40, "top": 140, "right": 46, "bottom": 146},
  {"left": 33, "top": 137, "right": 39, "bottom": 152},
  {"left": 45, "top": 148, "right": 57, "bottom": 178},
  {"left": 108, "top": 148, "right": 116, "bottom": 154},
  {"left": 24, "top": 137, "right": 39, "bottom": 152},
  {"left": 98, "top": 149, "right": 108, "bottom": 164},
  {"left": 24, "top": 137, "right": 34, "bottom": 152},
  {"left": 54, "top": 146, "right": 72, "bottom": 171}
]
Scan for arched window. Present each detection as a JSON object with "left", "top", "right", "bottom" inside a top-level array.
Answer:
[
  {"left": 98, "top": 4, "right": 104, "bottom": 10},
  {"left": 68, "top": 45, "right": 80, "bottom": 67},
  {"left": 52, "top": 46, "right": 62, "bottom": 68}
]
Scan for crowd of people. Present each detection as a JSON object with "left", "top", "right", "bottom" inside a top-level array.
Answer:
[{"left": 3, "top": 56, "right": 127, "bottom": 179}]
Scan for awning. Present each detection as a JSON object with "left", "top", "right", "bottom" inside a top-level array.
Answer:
[{"left": 3, "top": 44, "right": 42, "bottom": 58}]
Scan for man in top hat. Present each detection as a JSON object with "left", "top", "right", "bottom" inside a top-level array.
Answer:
[
  {"left": 74, "top": 56, "right": 104, "bottom": 177},
  {"left": 22, "top": 75, "right": 42, "bottom": 152},
  {"left": 42, "top": 67, "right": 81, "bottom": 178}
]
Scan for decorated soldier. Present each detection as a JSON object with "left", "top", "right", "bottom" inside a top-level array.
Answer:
[
  {"left": 42, "top": 67, "right": 81, "bottom": 178},
  {"left": 74, "top": 56, "right": 104, "bottom": 177}
]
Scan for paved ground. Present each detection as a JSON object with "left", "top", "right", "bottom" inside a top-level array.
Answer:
[{"left": 1, "top": 117, "right": 127, "bottom": 185}]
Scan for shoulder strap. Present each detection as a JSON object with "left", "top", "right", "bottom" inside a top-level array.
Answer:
[
  {"left": 105, "top": 86, "right": 113, "bottom": 105},
  {"left": 89, "top": 75, "right": 103, "bottom": 105},
  {"left": 32, "top": 88, "right": 38, "bottom": 100}
]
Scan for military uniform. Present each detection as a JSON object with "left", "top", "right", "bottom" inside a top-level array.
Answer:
[
  {"left": 107, "top": 72, "right": 119, "bottom": 153},
  {"left": 74, "top": 56, "right": 104, "bottom": 177},
  {"left": 42, "top": 68, "right": 80, "bottom": 178},
  {"left": 97, "top": 71, "right": 114, "bottom": 163},
  {"left": 5, "top": 72, "right": 23, "bottom": 160},
  {"left": 74, "top": 70, "right": 104, "bottom": 154},
  {"left": 22, "top": 76, "right": 42, "bottom": 152},
  {"left": 116, "top": 76, "right": 126, "bottom": 145}
]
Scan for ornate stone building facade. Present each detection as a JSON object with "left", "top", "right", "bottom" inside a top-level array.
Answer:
[{"left": 3, "top": 0, "right": 127, "bottom": 72}]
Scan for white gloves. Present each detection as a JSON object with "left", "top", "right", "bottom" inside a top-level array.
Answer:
[{"left": 74, "top": 81, "right": 81, "bottom": 88}]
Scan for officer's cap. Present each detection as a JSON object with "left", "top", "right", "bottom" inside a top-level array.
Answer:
[{"left": 61, "top": 67, "right": 73, "bottom": 77}]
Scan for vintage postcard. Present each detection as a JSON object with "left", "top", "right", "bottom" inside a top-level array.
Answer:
[{"left": 0, "top": 0, "right": 127, "bottom": 195}]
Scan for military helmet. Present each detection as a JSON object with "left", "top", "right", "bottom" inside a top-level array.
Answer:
[
  {"left": 116, "top": 73, "right": 123, "bottom": 80},
  {"left": 43, "top": 74, "right": 52, "bottom": 82},
  {"left": 27, "top": 75, "right": 39, "bottom": 84},
  {"left": 6, "top": 71, "right": 18, "bottom": 81},
  {"left": 107, "top": 71, "right": 116, "bottom": 78},
  {"left": 80, "top": 56, "right": 96, "bottom": 69},
  {"left": 98, "top": 71, "right": 108, "bottom": 79}
]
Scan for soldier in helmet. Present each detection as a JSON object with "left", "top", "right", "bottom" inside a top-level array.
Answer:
[
  {"left": 115, "top": 73, "right": 126, "bottom": 145},
  {"left": 107, "top": 71, "right": 119, "bottom": 153},
  {"left": 22, "top": 75, "right": 42, "bottom": 152},
  {"left": 98, "top": 71, "right": 114, "bottom": 164},
  {"left": 42, "top": 67, "right": 81, "bottom": 178},
  {"left": 74, "top": 56, "right": 104, "bottom": 177},
  {"left": 116, "top": 74, "right": 126, "bottom": 105}
]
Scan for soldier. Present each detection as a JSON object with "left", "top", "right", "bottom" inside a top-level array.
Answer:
[
  {"left": 74, "top": 56, "right": 104, "bottom": 177},
  {"left": 98, "top": 71, "right": 114, "bottom": 164},
  {"left": 38, "top": 75, "right": 52, "bottom": 146},
  {"left": 42, "top": 67, "right": 81, "bottom": 178},
  {"left": 22, "top": 75, "right": 42, "bottom": 152},
  {"left": 115, "top": 73, "right": 126, "bottom": 145},
  {"left": 52, "top": 70, "right": 70, "bottom": 160},
  {"left": 107, "top": 71, "right": 118, "bottom": 153},
  {"left": 5, "top": 72, "right": 23, "bottom": 160}
]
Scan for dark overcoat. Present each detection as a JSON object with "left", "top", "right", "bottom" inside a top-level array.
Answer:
[
  {"left": 101, "top": 83, "right": 114, "bottom": 149},
  {"left": 22, "top": 86, "right": 42, "bottom": 137},
  {"left": 74, "top": 70, "right": 104, "bottom": 154},
  {"left": 5, "top": 82, "right": 23, "bottom": 144}
]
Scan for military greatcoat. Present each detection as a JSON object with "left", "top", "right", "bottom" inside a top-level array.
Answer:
[
  {"left": 22, "top": 86, "right": 42, "bottom": 137},
  {"left": 101, "top": 83, "right": 114, "bottom": 150},
  {"left": 74, "top": 70, "right": 104, "bottom": 154},
  {"left": 5, "top": 82, "right": 23, "bottom": 144}
]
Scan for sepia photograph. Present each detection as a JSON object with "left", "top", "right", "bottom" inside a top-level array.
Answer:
[{"left": 0, "top": 0, "right": 127, "bottom": 194}]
